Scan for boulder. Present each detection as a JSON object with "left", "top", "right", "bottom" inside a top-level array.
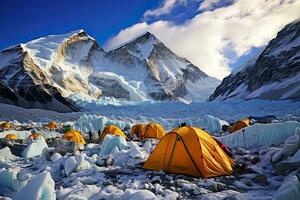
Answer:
[
  {"left": 274, "top": 149, "right": 300, "bottom": 175},
  {"left": 251, "top": 174, "right": 268, "bottom": 186},
  {"left": 54, "top": 138, "right": 81, "bottom": 155}
]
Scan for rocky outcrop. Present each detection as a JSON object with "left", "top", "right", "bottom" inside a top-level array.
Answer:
[{"left": 210, "top": 19, "right": 300, "bottom": 101}]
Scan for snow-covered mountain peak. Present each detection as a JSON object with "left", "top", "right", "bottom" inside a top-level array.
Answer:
[
  {"left": 110, "top": 31, "right": 160, "bottom": 61},
  {"left": 101, "top": 31, "right": 220, "bottom": 102},
  {"left": 0, "top": 29, "right": 220, "bottom": 112},
  {"left": 210, "top": 19, "right": 300, "bottom": 101}
]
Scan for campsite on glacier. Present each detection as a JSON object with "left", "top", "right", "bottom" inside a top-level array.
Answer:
[{"left": 1, "top": 0, "right": 300, "bottom": 199}]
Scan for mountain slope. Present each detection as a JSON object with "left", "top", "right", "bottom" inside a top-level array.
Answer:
[
  {"left": 0, "top": 30, "right": 99, "bottom": 112},
  {"left": 209, "top": 19, "right": 300, "bottom": 101},
  {"left": 91, "top": 32, "right": 220, "bottom": 101},
  {"left": 0, "top": 30, "right": 219, "bottom": 112}
]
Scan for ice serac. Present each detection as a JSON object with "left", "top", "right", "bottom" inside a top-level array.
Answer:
[
  {"left": 92, "top": 32, "right": 220, "bottom": 101},
  {"left": 13, "top": 172, "right": 56, "bottom": 200},
  {"left": 210, "top": 19, "right": 300, "bottom": 101}
]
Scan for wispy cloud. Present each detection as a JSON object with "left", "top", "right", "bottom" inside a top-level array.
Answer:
[
  {"left": 107, "top": 0, "right": 300, "bottom": 79},
  {"left": 198, "top": 0, "right": 223, "bottom": 11},
  {"left": 143, "top": 0, "right": 187, "bottom": 19}
]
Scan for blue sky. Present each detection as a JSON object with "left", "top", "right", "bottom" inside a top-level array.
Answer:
[
  {"left": 0, "top": 0, "right": 299, "bottom": 79},
  {"left": 0, "top": 0, "right": 158, "bottom": 49}
]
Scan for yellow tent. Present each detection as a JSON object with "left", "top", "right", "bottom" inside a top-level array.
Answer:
[
  {"left": 131, "top": 124, "right": 146, "bottom": 138},
  {"left": 143, "top": 123, "right": 165, "bottom": 140},
  {"left": 0, "top": 122, "right": 11, "bottom": 129},
  {"left": 5, "top": 134, "right": 18, "bottom": 140},
  {"left": 144, "top": 126, "right": 234, "bottom": 178},
  {"left": 27, "top": 133, "right": 44, "bottom": 140},
  {"left": 47, "top": 121, "right": 58, "bottom": 129},
  {"left": 228, "top": 118, "right": 250, "bottom": 133},
  {"left": 100, "top": 125, "right": 126, "bottom": 142},
  {"left": 63, "top": 130, "right": 86, "bottom": 145}
]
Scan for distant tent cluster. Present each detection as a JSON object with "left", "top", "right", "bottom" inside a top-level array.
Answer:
[
  {"left": 1, "top": 119, "right": 235, "bottom": 178},
  {"left": 130, "top": 123, "right": 166, "bottom": 140},
  {"left": 47, "top": 121, "right": 58, "bottom": 129},
  {"left": 0, "top": 122, "right": 11, "bottom": 129},
  {"left": 60, "top": 121, "right": 235, "bottom": 177}
]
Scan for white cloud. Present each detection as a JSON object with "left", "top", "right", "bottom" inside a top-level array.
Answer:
[
  {"left": 198, "top": 0, "right": 223, "bottom": 11},
  {"left": 106, "top": 0, "right": 300, "bottom": 80},
  {"left": 143, "top": 0, "right": 187, "bottom": 18}
]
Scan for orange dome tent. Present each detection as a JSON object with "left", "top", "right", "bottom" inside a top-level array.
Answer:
[
  {"left": 5, "top": 134, "right": 18, "bottom": 140},
  {"left": 0, "top": 122, "right": 11, "bottom": 129},
  {"left": 99, "top": 125, "right": 126, "bottom": 142},
  {"left": 63, "top": 130, "right": 86, "bottom": 145},
  {"left": 131, "top": 124, "right": 146, "bottom": 138},
  {"left": 27, "top": 133, "right": 44, "bottom": 140},
  {"left": 144, "top": 126, "right": 234, "bottom": 178},
  {"left": 143, "top": 123, "right": 166, "bottom": 140},
  {"left": 47, "top": 121, "right": 58, "bottom": 129},
  {"left": 228, "top": 118, "right": 250, "bottom": 133}
]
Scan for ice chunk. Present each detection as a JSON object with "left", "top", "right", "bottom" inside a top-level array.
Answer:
[
  {"left": 0, "top": 167, "right": 27, "bottom": 192},
  {"left": 100, "top": 135, "right": 128, "bottom": 156},
  {"left": 119, "top": 189, "right": 158, "bottom": 200},
  {"left": 203, "top": 115, "right": 229, "bottom": 134},
  {"left": 21, "top": 138, "right": 48, "bottom": 158},
  {"left": 274, "top": 175, "right": 300, "bottom": 200},
  {"left": 111, "top": 141, "right": 147, "bottom": 167},
  {"left": 0, "top": 147, "right": 17, "bottom": 167},
  {"left": 14, "top": 172, "right": 56, "bottom": 200},
  {"left": 73, "top": 114, "right": 131, "bottom": 134},
  {"left": 128, "top": 141, "right": 145, "bottom": 159},
  {"left": 51, "top": 153, "right": 62, "bottom": 162},
  {"left": 76, "top": 154, "right": 91, "bottom": 171},
  {"left": 219, "top": 121, "right": 300, "bottom": 149},
  {"left": 272, "top": 134, "right": 300, "bottom": 163},
  {"left": 64, "top": 156, "right": 77, "bottom": 176}
]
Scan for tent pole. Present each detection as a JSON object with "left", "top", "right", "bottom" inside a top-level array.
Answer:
[{"left": 242, "top": 129, "right": 246, "bottom": 149}]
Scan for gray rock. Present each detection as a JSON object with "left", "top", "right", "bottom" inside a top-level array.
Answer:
[
  {"left": 54, "top": 139, "right": 80, "bottom": 155},
  {"left": 106, "top": 156, "right": 113, "bottom": 166},
  {"left": 274, "top": 162, "right": 299, "bottom": 176},
  {"left": 250, "top": 156, "right": 260, "bottom": 164},
  {"left": 96, "top": 158, "right": 106, "bottom": 167},
  {"left": 207, "top": 182, "right": 227, "bottom": 192},
  {"left": 251, "top": 174, "right": 268, "bottom": 186}
]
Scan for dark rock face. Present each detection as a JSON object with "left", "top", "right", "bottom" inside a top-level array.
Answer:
[
  {"left": 0, "top": 45, "right": 79, "bottom": 112},
  {"left": 210, "top": 20, "right": 300, "bottom": 101}
]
